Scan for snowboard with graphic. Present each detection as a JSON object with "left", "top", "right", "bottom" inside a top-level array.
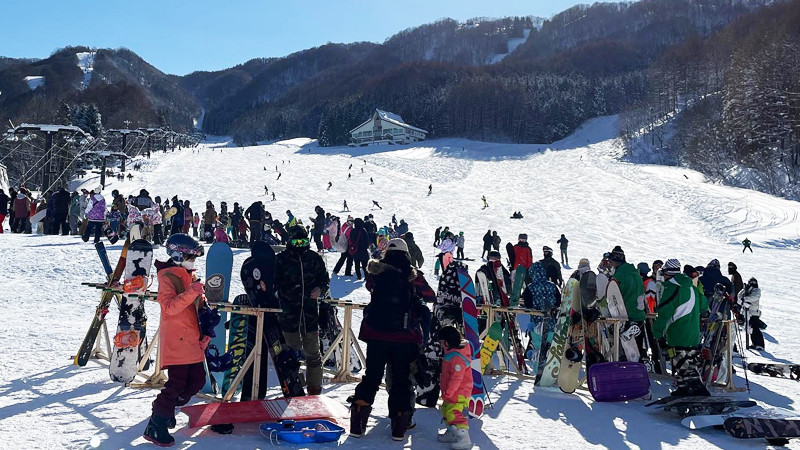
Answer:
[
  {"left": 606, "top": 278, "right": 640, "bottom": 362},
  {"left": 457, "top": 268, "right": 485, "bottom": 416},
  {"left": 319, "top": 301, "right": 362, "bottom": 375},
  {"left": 110, "top": 239, "right": 153, "bottom": 383},
  {"left": 539, "top": 276, "right": 577, "bottom": 386},
  {"left": 203, "top": 241, "right": 234, "bottom": 395}
]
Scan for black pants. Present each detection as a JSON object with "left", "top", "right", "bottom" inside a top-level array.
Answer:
[
  {"left": 250, "top": 220, "right": 262, "bottom": 243},
  {"left": 171, "top": 221, "right": 182, "bottom": 235},
  {"left": 354, "top": 256, "right": 367, "bottom": 279},
  {"left": 13, "top": 217, "right": 28, "bottom": 233},
  {"left": 54, "top": 214, "right": 69, "bottom": 235},
  {"left": 153, "top": 224, "right": 164, "bottom": 245},
  {"left": 203, "top": 224, "right": 214, "bottom": 243},
  {"left": 333, "top": 252, "right": 353, "bottom": 275},
  {"left": 749, "top": 315, "right": 765, "bottom": 348},
  {"left": 456, "top": 247, "right": 464, "bottom": 259},
  {"left": 82, "top": 221, "right": 103, "bottom": 243},
  {"left": 314, "top": 232, "right": 323, "bottom": 251},
  {"left": 353, "top": 340, "right": 418, "bottom": 414},
  {"left": 152, "top": 362, "right": 206, "bottom": 418}
]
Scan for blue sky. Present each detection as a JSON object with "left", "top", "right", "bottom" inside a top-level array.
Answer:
[{"left": 0, "top": 0, "right": 587, "bottom": 75}]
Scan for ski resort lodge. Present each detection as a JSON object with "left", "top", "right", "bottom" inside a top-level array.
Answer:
[{"left": 349, "top": 109, "right": 428, "bottom": 146}]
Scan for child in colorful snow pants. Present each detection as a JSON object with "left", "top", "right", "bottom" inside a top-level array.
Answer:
[
  {"left": 143, "top": 235, "right": 207, "bottom": 447},
  {"left": 437, "top": 326, "right": 472, "bottom": 450}
]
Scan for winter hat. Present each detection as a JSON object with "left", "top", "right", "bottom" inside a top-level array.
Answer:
[
  {"left": 652, "top": 259, "right": 663, "bottom": 268},
  {"left": 609, "top": 246, "right": 625, "bottom": 263},
  {"left": 543, "top": 245, "right": 553, "bottom": 253},
  {"left": 707, "top": 259, "right": 720, "bottom": 269},
  {"left": 578, "top": 258, "right": 591, "bottom": 274},
  {"left": 728, "top": 261, "right": 737, "bottom": 270},
  {"left": 385, "top": 238, "right": 409, "bottom": 255},
  {"left": 487, "top": 250, "right": 501, "bottom": 260},
  {"left": 518, "top": 233, "right": 527, "bottom": 241},
  {"left": 637, "top": 262, "right": 650, "bottom": 276},
  {"left": 662, "top": 259, "right": 681, "bottom": 276},
  {"left": 683, "top": 265, "right": 697, "bottom": 277},
  {"left": 94, "top": 185, "right": 103, "bottom": 194}
]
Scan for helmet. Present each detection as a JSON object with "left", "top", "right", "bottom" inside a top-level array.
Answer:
[
  {"left": 286, "top": 225, "right": 309, "bottom": 248},
  {"left": 166, "top": 233, "right": 204, "bottom": 263}
]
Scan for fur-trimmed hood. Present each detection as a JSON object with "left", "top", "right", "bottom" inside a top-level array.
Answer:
[{"left": 367, "top": 259, "right": 417, "bottom": 282}]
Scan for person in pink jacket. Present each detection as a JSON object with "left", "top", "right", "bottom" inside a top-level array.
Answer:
[
  {"left": 143, "top": 234, "right": 207, "bottom": 447},
  {"left": 437, "top": 326, "right": 473, "bottom": 450}
]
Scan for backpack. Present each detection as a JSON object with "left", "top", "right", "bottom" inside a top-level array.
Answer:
[{"left": 364, "top": 269, "right": 416, "bottom": 333}]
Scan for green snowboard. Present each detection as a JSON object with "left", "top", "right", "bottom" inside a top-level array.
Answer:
[{"left": 510, "top": 265, "right": 526, "bottom": 307}]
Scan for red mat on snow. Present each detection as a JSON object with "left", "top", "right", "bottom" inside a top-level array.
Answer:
[{"left": 181, "top": 395, "right": 349, "bottom": 428}]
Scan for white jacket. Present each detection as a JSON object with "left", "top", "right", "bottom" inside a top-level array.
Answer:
[{"left": 738, "top": 287, "right": 761, "bottom": 317}]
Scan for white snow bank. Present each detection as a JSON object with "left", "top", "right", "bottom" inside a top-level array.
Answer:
[{"left": 23, "top": 75, "right": 44, "bottom": 90}]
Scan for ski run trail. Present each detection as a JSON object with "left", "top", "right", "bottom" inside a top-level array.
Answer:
[{"left": 3, "top": 115, "right": 800, "bottom": 449}]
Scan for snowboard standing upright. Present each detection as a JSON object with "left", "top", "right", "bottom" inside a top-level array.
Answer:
[
  {"left": 605, "top": 279, "right": 640, "bottom": 362},
  {"left": 110, "top": 239, "right": 153, "bottom": 383},
  {"left": 319, "top": 301, "right": 363, "bottom": 375},
  {"left": 457, "top": 268, "right": 485, "bottom": 416},
  {"left": 222, "top": 294, "right": 251, "bottom": 395},
  {"left": 203, "top": 241, "right": 234, "bottom": 395},
  {"left": 240, "top": 243, "right": 304, "bottom": 399},
  {"left": 416, "top": 262, "right": 464, "bottom": 407},
  {"left": 75, "top": 241, "right": 129, "bottom": 366},
  {"left": 539, "top": 276, "right": 577, "bottom": 386}
]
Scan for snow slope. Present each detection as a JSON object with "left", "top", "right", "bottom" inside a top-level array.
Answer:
[
  {"left": 76, "top": 51, "right": 95, "bottom": 89},
  {"left": 3, "top": 115, "right": 800, "bottom": 449},
  {"left": 488, "top": 29, "right": 531, "bottom": 64}
]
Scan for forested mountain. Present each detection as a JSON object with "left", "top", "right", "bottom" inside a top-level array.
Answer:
[
  {"left": 0, "top": 46, "right": 199, "bottom": 132},
  {"left": 621, "top": 0, "right": 800, "bottom": 199}
]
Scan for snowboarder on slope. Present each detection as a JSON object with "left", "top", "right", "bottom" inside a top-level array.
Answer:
[
  {"left": 327, "top": 181, "right": 332, "bottom": 191},
  {"left": 481, "top": 195, "right": 488, "bottom": 208},
  {"left": 372, "top": 200, "right": 382, "bottom": 210},
  {"left": 455, "top": 232, "right": 465, "bottom": 260},
  {"left": 343, "top": 200, "right": 350, "bottom": 212},
  {"left": 143, "top": 234, "right": 207, "bottom": 446},
  {"left": 556, "top": 234, "right": 569, "bottom": 266},
  {"left": 428, "top": 184, "right": 432, "bottom": 195},
  {"left": 742, "top": 237, "right": 753, "bottom": 253},
  {"left": 652, "top": 258, "right": 709, "bottom": 397}
]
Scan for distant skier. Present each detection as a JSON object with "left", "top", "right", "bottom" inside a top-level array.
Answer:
[
  {"left": 456, "top": 231, "right": 465, "bottom": 260},
  {"left": 363, "top": 159, "right": 366, "bottom": 165},
  {"left": 433, "top": 226, "right": 442, "bottom": 247},
  {"left": 428, "top": 184, "right": 432, "bottom": 195},
  {"left": 348, "top": 173, "right": 351, "bottom": 180},
  {"left": 277, "top": 172, "right": 281, "bottom": 180},
  {"left": 481, "top": 230, "right": 492, "bottom": 259},
  {"left": 370, "top": 177, "right": 374, "bottom": 184},
  {"left": 271, "top": 192, "right": 276, "bottom": 201},
  {"left": 372, "top": 200, "right": 382, "bottom": 210},
  {"left": 343, "top": 200, "right": 350, "bottom": 212},
  {"left": 327, "top": 181, "right": 332, "bottom": 191},
  {"left": 557, "top": 234, "right": 569, "bottom": 266},
  {"left": 263, "top": 166, "right": 267, "bottom": 171},
  {"left": 742, "top": 237, "right": 753, "bottom": 253},
  {"left": 361, "top": 167, "right": 364, "bottom": 173},
  {"left": 349, "top": 163, "right": 352, "bottom": 170},
  {"left": 264, "top": 185, "right": 268, "bottom": 195},
  {"left": 481, "top": 195, "right": 488, "bottom": 209}
]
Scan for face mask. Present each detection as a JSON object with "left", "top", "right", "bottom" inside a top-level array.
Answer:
[{"left": 181, "top": 260, "right": 195, "bottom": 270}]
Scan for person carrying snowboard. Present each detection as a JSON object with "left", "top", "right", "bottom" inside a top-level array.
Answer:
[
  {"left": 742, "top": 237, "right": 752, "bottom": 253},
  {"left": 652, "top": 258, "right": 709, "bottom": 397},
  {"left": 738, "top": 277, "right": 764, "bottom": 350},
  {"left": 275, "top": 225, "right": 330, "bottom": 395},
  {"left": 436, "top": 326, "right": 473, "bottom": 450},
  {"left": 350, "top": 238, "right": 425, "bottom": 441},
  {"left": 143, "top": 234, "right": 207, "bottom": 447},
  {"left": 556, "top": 234, "right": 569, "bottom": 266}
]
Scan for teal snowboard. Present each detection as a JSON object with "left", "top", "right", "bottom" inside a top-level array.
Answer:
[
  {"left": 510, "top": 265, "right": 526, "bottom": 307},
  {"left": 203, "top": 241, "right": 233, "bottom": 395}
]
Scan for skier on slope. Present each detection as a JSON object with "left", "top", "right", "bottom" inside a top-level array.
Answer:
[
  {"left": 556, "top": 234, "right": 569, "bottom": 266},
  {"left": 652, "top": 258, "right": 709, "bottom": 397},
  {"left": 607, "top": 246, "right": 646, "bottom": 360},
  {"left": 742, "top": 237, "right": 753, "bottom": 253},
  {"left": 492, "top": 231, "right": 501, "bottom": 251},
  {"left": 372, "top": 200, "right": 382, "bottom": 210},
  {"left": 275, "top": 225, "right": 329, "bottom": 396},
  {"left": 143, "top": 234, "right": 207, "bottom": 446},
  {"left": 481, "top": 195, "right": 488, "bottom": 208}
]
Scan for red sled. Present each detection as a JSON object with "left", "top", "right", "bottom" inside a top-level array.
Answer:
[
  {"left": 588, "top": 362, "right": 650, "bottom": 402},
  {"left": 181, "top": 395, "right": 349, "bottom": 428}
]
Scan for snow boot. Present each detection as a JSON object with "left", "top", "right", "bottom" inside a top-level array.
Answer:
[
  {"left": 143, "top": 415, "right": 175, "bottom": 447},
  {"left": 210, "top": 423, "right": 234, "bottom": 434},
  {"left": 349, "top": 400, "right": 371, "bottom": 437},
  {"left": 390, "top": 411, "right": 411, "bottom": 441},
  {"left": 450, "top": 427, "right": 472, "bottom": 449},
  {"left": 437, "top": 425, "right": 458, "bottom": 443}
]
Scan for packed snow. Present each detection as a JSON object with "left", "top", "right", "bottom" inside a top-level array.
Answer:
[
  {"left": 76, "top": 51, "right": 95, "bottom": 89},
  {"left": 23, "top": 75, "right": 44, "bottom": 90},
  {"left": 2, "top": 115, "right": 800, "bottom": 449}
]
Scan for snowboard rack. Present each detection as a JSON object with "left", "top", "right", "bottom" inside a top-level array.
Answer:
[{"left": 319, "top": 298, "right": 367, "bottom": 383}]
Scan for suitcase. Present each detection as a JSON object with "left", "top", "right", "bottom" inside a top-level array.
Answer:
[{"left": 588, "top": 361, "right": 650, "bottom": 402}]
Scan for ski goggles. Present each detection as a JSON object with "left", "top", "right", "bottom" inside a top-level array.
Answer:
[{"left": 290, "top": 238, "right": 310, "bottom": 248}]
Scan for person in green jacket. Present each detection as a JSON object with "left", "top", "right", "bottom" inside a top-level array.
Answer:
[
  {"left": 653, "top": 258, "right": 710, "bottom": 397},
  {"left": 608, "top": 246, "right": 647, "bottom": 360},
  {"left": 742, "top": 237, "right": 753, "bottom": 253}
]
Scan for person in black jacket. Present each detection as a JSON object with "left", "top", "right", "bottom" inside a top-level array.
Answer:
[
  {"left": 401, "top": 232, "right": 424, "bottom": 269},
  {"left": 482, "top": 230, "right": 492, "bottom": 259},
  {"left": 312, "top": 205, "right": 325, "bottom": 251},
  {"left": 274, "top": 225, "right": 330, "bottom": 395},
  {"left": 53, "top": 187, "right": 71, "bottom": 235},
  {"left": 699, "top": 259, "right": 733, "bottom": 295},
  {"left": 728, "top": 261, "right": 744, "bottom": 297},
  {"left": 134, "top": 189, "right": 153, "bottom": 211},
  {"left": 245, "top": 201, "right": 264, "bottom": 243},
  {"left": 350, "top": 218, "right": 370, "bottom": 279},
  {"left": 350, "top": 238, "right": 426, "bottom": 441},
  {"left": 540, "top": 246, "right": 563, "bottom": 287}
]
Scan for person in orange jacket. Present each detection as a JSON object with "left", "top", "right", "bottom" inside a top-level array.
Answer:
[
  {"left": 143, "top": 234, "right": 207, "bottom": 447},
  {"left": 437, "top": 326, "right": 473, "bottom": 450}
]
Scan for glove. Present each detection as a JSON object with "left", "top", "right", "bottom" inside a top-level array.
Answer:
[
  {"left": 190, "top": 281, "right": 205, "bottom": 295},
  {"left": 199, "top": 335, "right": 211, "bottom": 351},
  {"left": 658, "top": 337, "right": 668, "bottom": 349}
]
